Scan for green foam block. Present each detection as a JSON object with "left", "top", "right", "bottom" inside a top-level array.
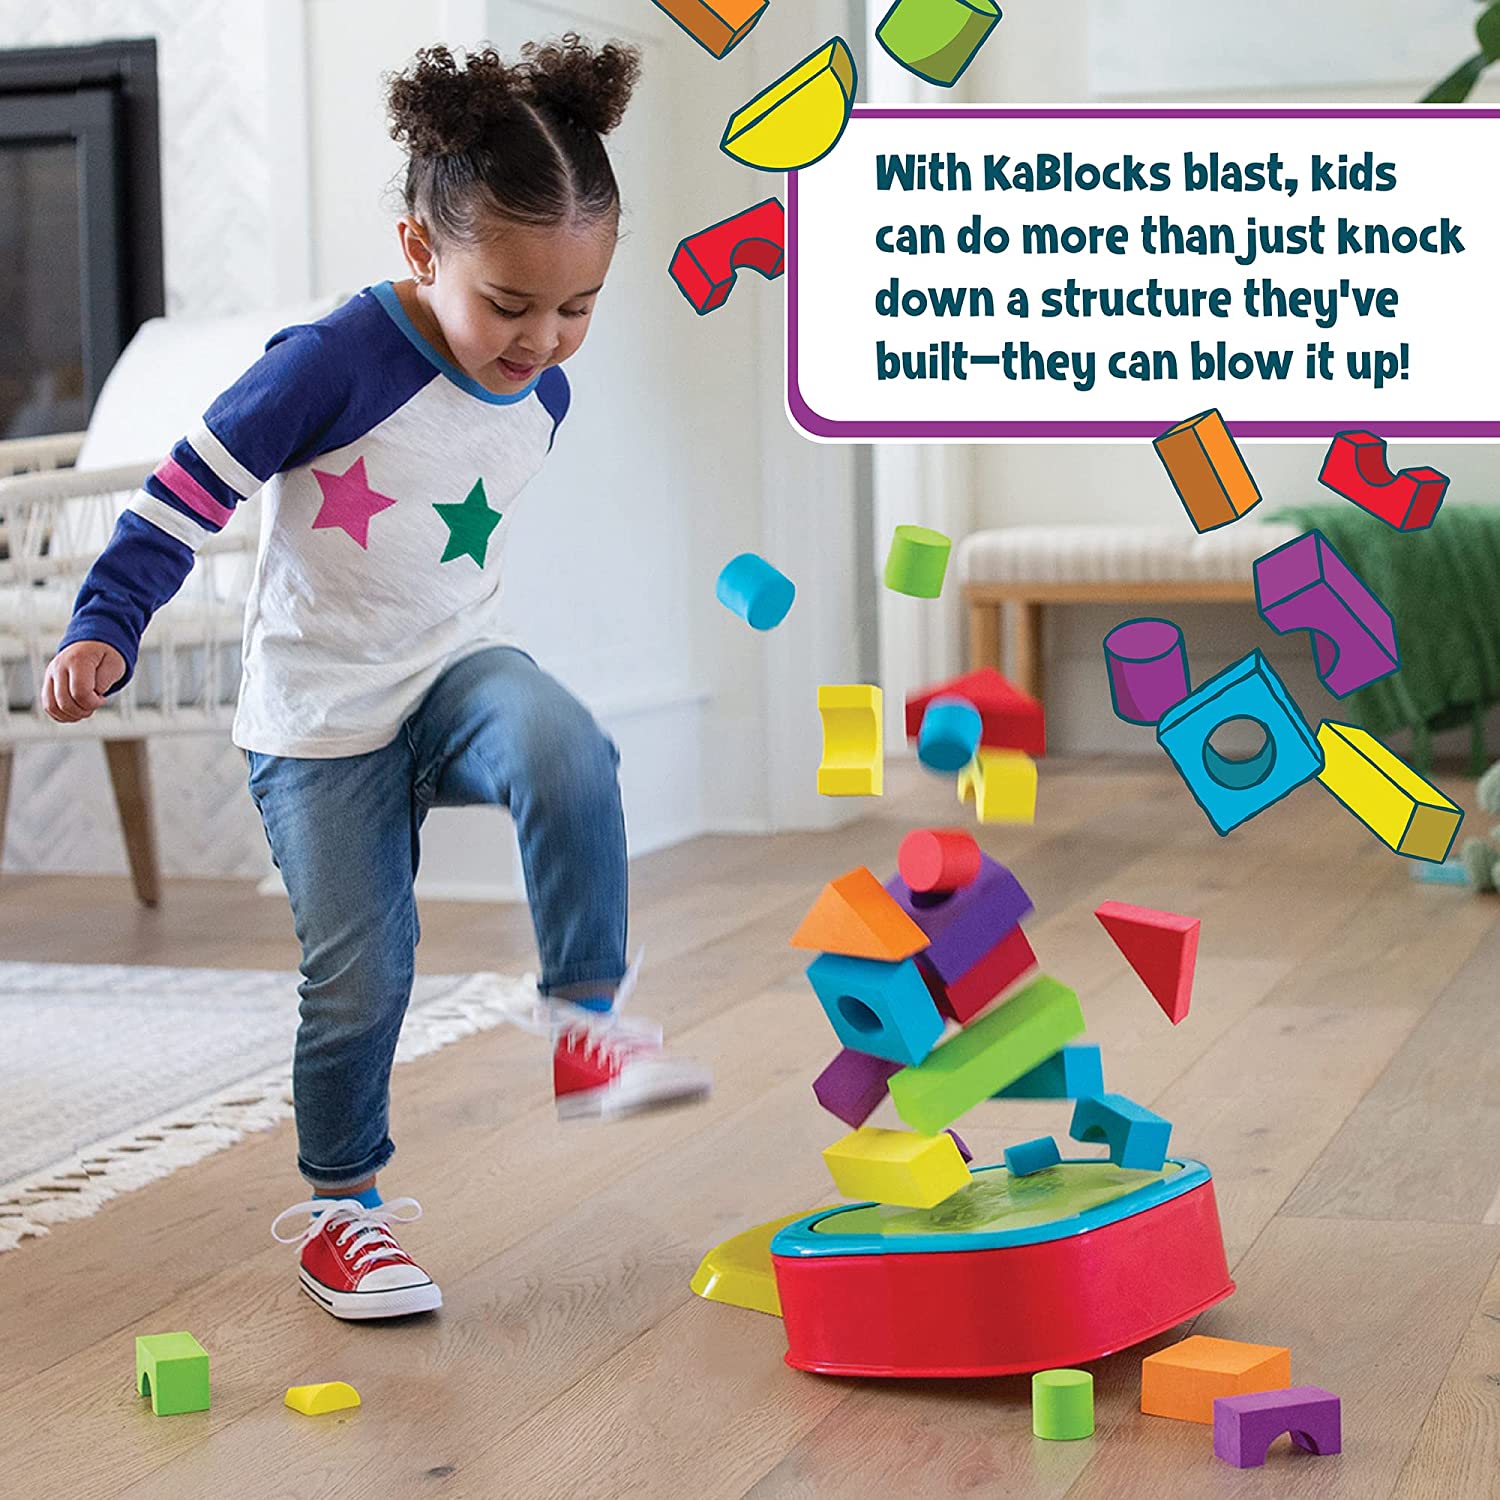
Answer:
[
  {"left": 889, "top": 974, "right": 1085, "bottom": 1134},
  {"left": 135, "top": 1331, "right": 210, "bottom": 1416}
]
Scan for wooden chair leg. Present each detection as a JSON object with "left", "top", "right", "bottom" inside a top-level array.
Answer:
[
  {"left": 967, "top": 600, "right": 1002, "bottom": 673},
  {"left": 0, "top": 747, "right": 12, "bottom": 868},
  {"left": 103, "top": 738, "right": 161, "bottom": 908},
  {"left": 1013, "top": 601, "right": 1045, "bottom": 704}
]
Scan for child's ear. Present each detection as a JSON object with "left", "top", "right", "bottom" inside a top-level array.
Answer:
[{"left": 397, "top": 216, "right": 437, "bottom": 282}]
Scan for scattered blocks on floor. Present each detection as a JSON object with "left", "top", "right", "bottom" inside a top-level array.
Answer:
[
  {"left": 812, "top": 1047, "right": 902, "bottom": 1128},
  {"left": 1103, "top": 616, "right": 1191, "bottom": 726},
  {"left": 1153, "top": 408, "right": 1262, "bottom": 532},
  {"left": 1318, "top": 428, "right": 1448, "bottom": 531},
  {"left": 822, "top": 1125, "right": 971, "bottom": 1209},
  {"left": 721, "top": 37, "right": 858, "bottom": 172},
  {"left": 691, "top": 1209, "right": 828, "bottom": 1316},
  {"left": 1141, "top": 1334, "right": 1292, "bottom": 1424},
  {"left": 653, "top": 0, "right": 768, "bottom": 57},
  {"left": 715, "top": 549, "right": 795, "bottom": 629},
  {"left": 884, "top": 523, "right": 953, "bottom": 597},
  {"left": 1070, "top": 1093, "right": 1172, "bottom": 1171},
  {"left": 906, "top": 667, "right": 1045, "bottom": 757},
  {"left": 994, "top": 1043, "right": 1104, "bottom": 1100},
  {"left": 958, "top": 748, "right": 1037, "bottom": 824},
  {"left": 790, "top": 865, "right": 929, "bottom": 960},
  {"left": 1316, "top": 721, "right": 1464, "bottom": 863},
  {"left": 898, "top": 827, "right": 981, "bottom": 895},
  {"left": 1156, "top": 649, "right": 1323, "bottom": 835},
  {"left": 1213, "top": 1385, "right": 1342, "bottom": 1468},
  {"left": 886, "top": 852, "right": 1033, "bottom": 986},
  {"left": 1032, "top": 1367, "right": 1095, "bottom": 1440},
  {"left": 818, "top": 684, "right": 883, "bottom": 797},
  {"left": 1094, "top": 900, "right": 1200, "bottom": 1025},
  {"left": 918, "top": 696, "right": 982, "bottom": 772},
  {"left": 806, "top": 953, "right": 945, "bottom": 1067},
  {"left": 921, "top": 922, "right": 1037, "bottom": 1025},
  {"left": 1005, "top": 1135, "right": 1061, "bottom": 1177},
  {"left": 889, "top": 974, "right": 1085, "bottom": 1134},
  {"left": 135, "top": 1332, "right": 210, "bottom": 1416},
  {"left": 284, "top": 1381, "right": 361, "bottom": 1416}
]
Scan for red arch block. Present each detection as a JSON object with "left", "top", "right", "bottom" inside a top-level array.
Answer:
[{"left": 1318, "top": 430, "right": 1448, "bottom": 531}]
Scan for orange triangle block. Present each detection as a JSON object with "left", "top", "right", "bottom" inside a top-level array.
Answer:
[
  {"left": 791, "top": 866, "right": 929, "bottom": 960},
  {"left": 1095, "top": 900, "right": 1200, "bottom": 1024}
]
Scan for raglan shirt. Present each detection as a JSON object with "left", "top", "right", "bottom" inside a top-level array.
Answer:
[{"left": 57, "top": 281, "right": 570, "bottom": 757}]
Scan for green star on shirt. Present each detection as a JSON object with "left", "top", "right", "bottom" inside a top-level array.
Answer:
[{"left": 433, "top": 478, "right": 503, "bottom": 568}]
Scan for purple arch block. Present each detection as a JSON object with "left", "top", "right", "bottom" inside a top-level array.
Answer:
[
  {"left": 1212, "top": 1386, "right": 1342, "bottom": 1468},
  {"left": 1103, "top": 617, "right": 1190, "bottom": 725}
]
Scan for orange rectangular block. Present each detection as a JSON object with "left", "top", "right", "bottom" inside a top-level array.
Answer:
[
  {"left": 1153, "top": 409, "right": 1262, "bottom": 533},
  {"left": 1141, "top": 1335, "right": 1291, "bottom": 1424},
  {"left": 653, "top": 0, "right": 768, "bottom": 57},
  {"left": 791, "top": 866, "right": 929, "bottom": 961}
]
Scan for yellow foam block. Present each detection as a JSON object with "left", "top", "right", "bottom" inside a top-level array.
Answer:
[
  {"left": 822, "top": 1126, "right": 970, "bottom": 1209},
  {"left": 721, "top": 37, "right": 858, "bottom": 172},
  {"left": 958, "top": 748, "right": 1036, "bottom": 823},
  {"left": 284, "top": 1381, "right": 361, "bottom": 1416},
  {"left": 690, "top": 1208, "right": 831, "bottom": 1316},
  {"left": 818, "top": 684, "right": 883, "bottom": 796},
  {"left": 1316, "top": 721, "right": 1463, "bottom": 862},
  {"left": 1141, "top": 1336, "right": 1290, "bottom": 1424}
]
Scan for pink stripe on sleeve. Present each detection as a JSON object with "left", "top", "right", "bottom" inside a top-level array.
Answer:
[{"left": 155, "top": 456, "right": 235, "bottom": 529}]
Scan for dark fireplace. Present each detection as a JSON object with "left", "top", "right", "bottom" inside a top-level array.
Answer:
[{"left": 0, "top": 38, "right": 164, "bottom": 440}]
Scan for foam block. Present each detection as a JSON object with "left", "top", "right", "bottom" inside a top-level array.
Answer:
[
  {"left": 1213, "top": 1386, "right": 1342, "bottom": 1467},
  {"left": 1032, "top": 1367, "right": 1095, "bottom": 1440},
  {"left": 886, "top": 853, "right": 1033, "bottom": 985},
  {"left": 135, "top": 1332, "right": 210, "bottom": 1417},
  {"left": 715, "top": 548, "right": 795, "bottom": 627},
  {"left": 806, "top": 953, "right": 945, "bottom": 1067},
  {"left": 285, "top": 1382, "right": 361, "bottom": 1416},
  {"left": 1316, "top": 721, "right": 1464, "bottom": 863},
  {"left": 822, "top": 1126, "right": 971, "bottom": 1209},
  {"left": 884, "top": 523, "right": 953, "bottom": 597},
  {"left": 1070, "top": 1092, "right": 1172, "bottom": 1171},
  {"left": 946, "top": 1127, "right": 973, "bottom": 1163},
  {"left": 721, "top": 38, "right": 858, "bottom": 172},
  {"left": 919, "top": 923, "right": 1037, "bottom": 1025},
  {"left": 818, "top": 684, "right": 883, "bottom": 796},
  {"left": 812, "top": 1047, "right": 902, "bottom": 1128},
  {"left": 1318, "top": 428, "right": 1448, "bottom": 530},
  {"left": 958, "top": 748, "right": 1037, "bottom": 824},
  {"left": 918, "top": 696, "right": 982, "bottom": 772},
  {"left": 1004, "top": 1135, "right": 1061, "bottom": 1177},
  {"left": 790, "top": 865, "right": 930, "bottom": 960},
  {"left": 897, "top": 828, "right": 981, "bottom": 894},
  {"left": 1153, "top": 408, "right": 1262, "bottom": 532},
  {"left": 1094, "top": 900, "right": 1200, "bottom": 1025},
  {"left": 1141, "top": 1335, "right": 1292, "bottom": 1424},
  {"left": 906, "top": 667, "right": 1045, "bottom": 756},
  {"left": 653, "top": 0, "right": 768, "bottom": 57},
  {"left": 889, "top": 974, "right": 1085, "bottom": 1134},
  {"left": 994, "top": 1044, "right": 1104, "bottom": 1099}
]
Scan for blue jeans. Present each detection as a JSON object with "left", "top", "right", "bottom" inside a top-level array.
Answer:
[{"left": 246, "top": 645, "right": 627, "bottom": 1190}]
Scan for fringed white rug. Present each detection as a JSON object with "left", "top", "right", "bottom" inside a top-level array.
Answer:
[{"left": 0, "top": 960, "right": 538, "bottom": 1254}]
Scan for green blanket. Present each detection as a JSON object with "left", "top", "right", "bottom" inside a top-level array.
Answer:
[{"left": 1266, "top": 504, "right": 1500, "bottom": 774}]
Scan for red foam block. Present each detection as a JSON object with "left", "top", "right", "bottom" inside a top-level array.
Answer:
[
  {"left": 1095, "top": 900, "right": 1199, "bottom": 1024},
  {"left": 905, "top": 668, "right": 1045, "bottom": 758}
]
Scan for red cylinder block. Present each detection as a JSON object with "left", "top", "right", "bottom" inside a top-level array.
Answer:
[{"left": 898, "top": 828, "right": 981, "bottom": 894}]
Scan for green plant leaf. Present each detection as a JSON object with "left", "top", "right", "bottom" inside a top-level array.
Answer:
[
  {"left": 1421, "top": 51, "right": 1486, "bottom": 101},
  {"left": 1478, "top": 0, "right": 1500, "bottom": 62}
]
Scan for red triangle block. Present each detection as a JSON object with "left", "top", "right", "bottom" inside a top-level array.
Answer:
[
  {"left": 905, "top": 668, "right": 1045, "bottom": 757},
  {"left": 1094, "top": 900, "right": 1199, "bottom": 1025}
]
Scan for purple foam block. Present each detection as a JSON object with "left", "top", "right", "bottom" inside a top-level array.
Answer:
[
  {"left": 1212, "top": 1386, "right": 1342, "bottom": 1469},
  {"left": 1254, "top": 530, "right": 1398, "bottom": 698},
  {"left": 812, "top": 1047, "right": 901, "bottom": 1128},
  {"left": 1103, "top": 617, "right": 1190, "bottom": 725},
  {"left": 945, "top": 1128, "right": 973, "bottom": 1163},
  {"left": 885, "top": 854, "right": 1033, "bottom": 986}
]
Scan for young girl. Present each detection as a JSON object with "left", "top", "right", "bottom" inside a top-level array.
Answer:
[{"left": 43, "top": 35, "right": 710, "bottom": 1321}]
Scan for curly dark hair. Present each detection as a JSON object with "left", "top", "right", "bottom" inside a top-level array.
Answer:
[{"left": 384, "top": 34, "right": 642, "bottom": 245}]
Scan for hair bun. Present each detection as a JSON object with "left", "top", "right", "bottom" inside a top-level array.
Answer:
[
  {"left": 520, "top": 33, "right": 640, "bottom": 136},
  {"left": 386, "top": 44, "right": 517, "bottom": 157}
]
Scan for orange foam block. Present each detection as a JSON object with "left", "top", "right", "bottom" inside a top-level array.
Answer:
[
  {"left": 1141, "top": 1335, "right": 1291, "bottom": 1424},
  {"left": 652, "top": 0, "right": 768, "bottom": 58},
  {"left": 1153, "top": 409, "right": 1262, "bottom": 533},
  {"left": 1095, "top": 900, "right": 1199, "bottom": 1025},
  {"left": 791, "top": 866, "right": 930, "bottom": 960}
]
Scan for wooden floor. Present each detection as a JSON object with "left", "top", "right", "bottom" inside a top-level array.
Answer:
[{"left": 2, "top": 757, "right": 1498, "bottom": 1499}]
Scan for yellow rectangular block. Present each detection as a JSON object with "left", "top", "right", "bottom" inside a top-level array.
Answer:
[
  {"left": 818, "top": 684, "right": 883, "bottom": 797},
  {"left": 1153, "top": 409, "right": 1261, "bottom": 532},
  {"left": 822, "top": 1126, "right": 969, "bottom": 1209},
  {"left": 1317, "top": 721, "right": 1463, "bottom": 862},
  {"left": 1141, "top": 1335, "right": 1291, "bottom": 1424},
  {"left": 958, "top": 748, "right": 1036, "bottom": 823}
]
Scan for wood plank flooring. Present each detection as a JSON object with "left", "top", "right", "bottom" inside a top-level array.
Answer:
[{"left": 1, "top": 757, "right": 1497, "bottom": 1499}]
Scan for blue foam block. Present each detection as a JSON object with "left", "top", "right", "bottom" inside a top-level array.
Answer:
[
  {"left": 918, "top": 696, "right": 982, "bottom": 773},
  {"left": 993, "top": 1044, "right": 1103, "bottom": 1100},
  {"left": 1004, "top": 1135, "right": 1062, "bottom": 1177},
  {"left": 1069, "top": 1092, "right": 1172, "bottom": 1171},
  {"left": 805, "top": 952, "right": 946, "bottom": 1067},
  {"left": 716, "top": 552, "right": 795, "bottom": 631}
]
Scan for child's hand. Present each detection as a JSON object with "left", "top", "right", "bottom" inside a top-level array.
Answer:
[{"left": 44, "top": 641, "right": 126, "bottom": 722}]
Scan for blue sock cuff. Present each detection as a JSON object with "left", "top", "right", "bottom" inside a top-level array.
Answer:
[
  {"left": 567, "top": 993, "right": 615, "bottom": 1013},
  {"left": 316, "top": 1186, "right": 382, "bottom": 1209}
]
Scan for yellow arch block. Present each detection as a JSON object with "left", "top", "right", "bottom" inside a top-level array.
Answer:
[
  {"left": 284, "top": 1381, "right": 361, "bottom": 1416},
  {"left": 958, "top": 748, "right": 1037, "bottom": 823},
  {"left": 818, "top": 684, "right": 883, "bottom": 796},
  {"left": 721, "top": 37, "right": 858, "bottom": 172},
  {"left": 1316, "top": 721, "right": 1463, "bottom": 862},
  {"left": 823, "top": 1126, "right": 970, "bottom": 1209}
]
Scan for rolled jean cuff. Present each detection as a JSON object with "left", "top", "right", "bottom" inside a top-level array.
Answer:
[
  {"left": 538, "top": 960, "right": 627, "bottom": 998},
  {"left": 299, "top": 1142, "right": 394, "bottom": 1192}
]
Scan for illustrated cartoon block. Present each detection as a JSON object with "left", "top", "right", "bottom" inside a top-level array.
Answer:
[
  {"left": 691, "top": 1208, "right": 830, "bottom": 1316},
  {"left": 812, "top": 1047, "right": 902, "bottom": 1128},
  {"left": 906, "top": 667, "right": 1045, "bottom": 756},
  {"left": 1141, "top": 1335, "right": 1292, "bottom": 1424},
  {"left": 886, "top": 852, "right": 1033, "bottom": 984},
  {"left": 884, "top": 523, "right": 953, "bottom": 597},
  {"left": 818, "top": 684, "right": 883, "bottom": 796},
  {"left": 284, "top": 1382, "right": 361, "bottom": 1416},
  {"left": 1213, "top": 1386, "right": 1342, "bottom": 1467},
  {"left": 806, "top": 953, "right": 945, "bottom": 1067},
  {"left": 654, "top": 0, "right": 767, "bottom": 56},
  {"left": 1156, "top": 649, "right": 1323, "bottom": 835},
  {"left": 822, "top": 1125, "right": 971, "bottom": 1209},
  {"left": 889, "top": 974, "right": 1085, "bottom": 1134},
  {"left": 135, "top": 1332, "right": 210, "bottom": 1416},
  {"left": 715, "top": 546, "right": 794, "bottom": 628},
  {"left": 671, "top": 198, "right": 785, "bottom": 315},
  {"left": 920, "top": 922, "right": 1037, "bottom": 1024},
  {"left": 1103, "top": 617, "right": 1190, "bottom": 725},
  {"left": 1094, "top": 900, "right": 1200, "bottom": 1025},
  {"left": 1032, "top": 1367, "right": 1095, "bottom": 1440},
  {"left": 876, "top": 0, "right": 1003, "bottom": 88},
  {"left": 1317, "top": 721, "right": 1463, "bottom": 863},
  {"left": 994, "top": 1043, "right": 1103, "bottom": 1099},
  {"left": 721, "top": 37, "right": 858, "bottom": 172},
  {"left": 1254, "top": 530, "right": 1399, "bottom": 698},
  {"left": 958, "top": 748, "right": 1037, "bottom": 824},
  {"left": 897, "top": 827, "right": 981, "bottom": 894},
  {"left": 918, "top": 696, "right": 981, "bottom": 772},
  {"left": 790, "top": 865, "right": 929, "bottom": 960},
  {"left": 1153, "top": 408, "right": 1262, "bottom": 532},
  {"left": 1070, "top": 1093, "right": 1172, "bottom": 1171},
  {"left": 1004, "top": 1134, "right": 1061, "bottom": 1177},
  {"left": 1319, "top": 428, "right": 1448, "bottom": 531}
]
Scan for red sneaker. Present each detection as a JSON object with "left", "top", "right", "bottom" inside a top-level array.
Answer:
[
  {"left": 271, "top": 1197, "right": 442, "bottom": 1320},
  {"left": 552, "top": 1021, "right": 713, "bottom": 1120}
]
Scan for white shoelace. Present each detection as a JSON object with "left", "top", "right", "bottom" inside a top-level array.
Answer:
[{"left": 270, "top": 1196, "right": 423, "bottom": 1272}]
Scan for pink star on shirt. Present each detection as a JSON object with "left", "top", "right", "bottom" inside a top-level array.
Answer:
[{"left": 309, "top": 456, "right": 399, "bottom": 548}]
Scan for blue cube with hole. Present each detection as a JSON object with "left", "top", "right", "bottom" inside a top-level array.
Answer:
[
  {"left": 1069, "top": 1092, "right": 1172, "bottom": 1171},
  {"left": 805, "top": 953, "right": 946, "bottom": 1068},
  {"left": 1155, "top": 648, "right": 1323, "bottom": 835}
]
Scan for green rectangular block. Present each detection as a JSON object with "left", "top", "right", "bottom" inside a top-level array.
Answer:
[
  {"left": 135, "top": 1331, "right": 210, "bottom": 1416},
  {"left": 889, "top": 974, "right": 1085, "bottom": 1134}
]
